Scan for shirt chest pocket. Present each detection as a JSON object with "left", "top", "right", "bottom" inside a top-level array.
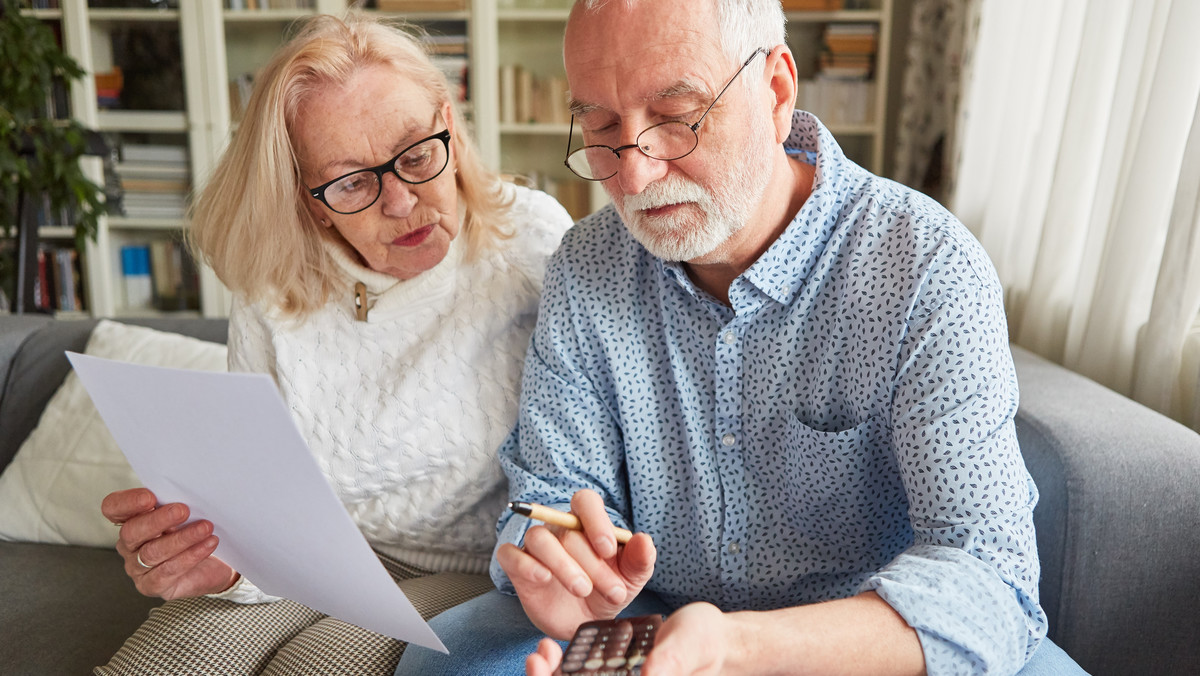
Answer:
[{"left": 779, "top": 413, "right": 908, "bottom": 538}]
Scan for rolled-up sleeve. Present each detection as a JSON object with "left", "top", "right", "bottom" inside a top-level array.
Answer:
[{"left": 864, "top": 256, "right": 1045, "bottom": 675}]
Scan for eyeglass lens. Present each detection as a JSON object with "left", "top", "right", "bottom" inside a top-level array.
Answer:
[
  {"left": 566, "top": 122, "right": 699, "bottom": 181},
  {"left": 322, "top": 134, "right": 448, "bottom": 214}
]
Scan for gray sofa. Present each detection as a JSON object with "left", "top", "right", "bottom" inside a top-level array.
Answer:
[{"left": 2, "top": 316, "right": 1199, "bottom": 675}]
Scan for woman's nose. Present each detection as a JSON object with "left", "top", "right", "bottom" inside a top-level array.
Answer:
[{"left": 378, "top": 172, "right": 417, "bottom": 218}]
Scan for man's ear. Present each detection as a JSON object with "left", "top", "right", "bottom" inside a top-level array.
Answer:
[{"left": 765, "top": 45, "right": 799, "bottom": 143}]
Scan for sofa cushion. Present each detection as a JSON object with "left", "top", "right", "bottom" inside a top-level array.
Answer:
[
  {"left": 0, "top": 320, "right": 227, "bottom": 547},
  {"left": 0, "top": 316, "right": 229, "bottom": 471}
]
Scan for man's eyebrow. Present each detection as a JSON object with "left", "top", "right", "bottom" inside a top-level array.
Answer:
[{"left": 567, "top": 77, "right": 712, "bottom": 118}]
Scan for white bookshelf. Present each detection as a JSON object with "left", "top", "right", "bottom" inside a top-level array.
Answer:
[
  {"left": 32, "top": 0, "right": 894, "bottom": 319},
  {"left": 786, "top": 0, "right": 893, "bottom": 174}
]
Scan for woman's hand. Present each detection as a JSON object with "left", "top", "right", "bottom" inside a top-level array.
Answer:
[
  {"left": 496, "top": 489, "right": 657, "bottom": 639},
  {"left": 101, "top": 488, "right": 239, "bottom": 600}
]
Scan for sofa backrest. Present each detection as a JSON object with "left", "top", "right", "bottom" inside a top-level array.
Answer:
[{"left": 0, "top": 317, "right": 229, "bottom": 474}]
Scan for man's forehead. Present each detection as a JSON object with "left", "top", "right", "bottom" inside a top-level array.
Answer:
[
  {"left": 567, "top": 73, "right": 711, "bottom": 118},
  {"left": 564, "top": 39, "right": 727, "bottom": 116}
]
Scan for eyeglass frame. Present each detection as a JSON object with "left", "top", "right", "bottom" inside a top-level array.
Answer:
[
  {"left": 563, "top": 47, "right": 770, "bottom": 182},
  {"left": 307, "top": 127, "right": 453, "bottom": 215}
]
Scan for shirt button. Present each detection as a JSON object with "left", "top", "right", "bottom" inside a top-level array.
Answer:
[
  {"left": 722, "top": 331, "right": 736, "bottom": 344},
  {"left": 728, "top": 542, "right": 741, "bottom": 554},
  {"left": 721, "top": 433, "right": 736, "bottom": 446}
]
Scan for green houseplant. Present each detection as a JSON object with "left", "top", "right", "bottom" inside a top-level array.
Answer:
[{"left": 0, "top": 0, "right": 105, "bottom": 311}]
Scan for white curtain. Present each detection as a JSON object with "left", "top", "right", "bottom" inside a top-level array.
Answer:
[{"left": 951, "top": 0, "right": 1200, "bottom": 429}]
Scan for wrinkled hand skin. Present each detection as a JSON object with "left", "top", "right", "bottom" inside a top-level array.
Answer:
[{"left": 102, "top": 487, "right": 239, "bottom": 600}]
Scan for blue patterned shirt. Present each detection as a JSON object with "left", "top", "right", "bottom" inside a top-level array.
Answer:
[{"left": 493, "top": 112, "right": 1046, "bottom": 675}]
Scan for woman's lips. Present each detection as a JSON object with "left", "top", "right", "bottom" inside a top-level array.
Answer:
[{"left": 393, "top": 225, "right": 435, "bottom": 247}]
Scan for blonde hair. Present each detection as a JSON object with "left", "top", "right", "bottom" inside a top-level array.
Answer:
[{"left": 188, "top": 13, "right": 511, "bottom": 316}]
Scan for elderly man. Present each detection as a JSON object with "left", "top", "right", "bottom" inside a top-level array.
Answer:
[{"left": 396, "top": 1, "right": 1089, "bottom": 674}]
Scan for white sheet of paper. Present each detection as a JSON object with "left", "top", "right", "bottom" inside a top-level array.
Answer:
[{"left": 67, "top": 352, "right": 446, "bottom": 653}]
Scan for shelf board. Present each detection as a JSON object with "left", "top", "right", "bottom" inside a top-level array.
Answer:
[
  {"left": 784, "top": 9, "right": 884, "bottom": 22},
  {"left": 86, "top": 8, "right": 181, "bottom": 22},
  {"left": 367, "top": 10, "right": 470, "bottom": 21},
  {"left": 20, "top": 8, "right": 64, "bottom": 20},
  {"left": 223, "top": 9, "right": 317, "bottom": 22},
  {"left": 497, "top": 8, "right": 570, "bottom": 22},
  {"left": 823, "top": 122, "right": 881, "bottom": 136},
  {"left": 500, "top": 122, "right": 572, "bottom": 136},
  {"left": 37, "top": 226, "right": 76, "bottom": 239},
  {"left": 106, "top": 216, "right": 186, "bottom": 230},
  {"left": 112, "top": 308, "right": 202, "bottom": 320},
  {"left": 97, "top": 110, "right": 189, "bottom": 132}
]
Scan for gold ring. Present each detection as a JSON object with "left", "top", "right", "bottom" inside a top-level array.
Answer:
[{"left": 136, "top": 551, "right": 154, "bottom": 570}]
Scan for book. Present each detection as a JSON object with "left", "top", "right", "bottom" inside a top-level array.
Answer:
[{"left": 120, "top": 245, "right": 153, "bottom": 311}]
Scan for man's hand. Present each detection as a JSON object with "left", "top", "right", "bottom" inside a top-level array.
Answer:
[
  {"left": 102, "top": 487, "right": 239, "bottom": 600},
  {"left": 524, "top": 593, "right": 928, "bottom": 676},
  {"left": 497, "top": 489, "right": 657, "bottom": 639},
  {"left": 525, "top": 603, "right": 734, "bottom": 676}
]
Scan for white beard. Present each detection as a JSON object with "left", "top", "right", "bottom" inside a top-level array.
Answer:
[{"left": 612, "top": 110, "right": 774, "bottom": 263}]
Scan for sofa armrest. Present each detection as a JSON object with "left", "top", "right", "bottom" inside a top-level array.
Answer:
[{"left": 1012, "top": 345, "right": 1200, "bottom": 676}]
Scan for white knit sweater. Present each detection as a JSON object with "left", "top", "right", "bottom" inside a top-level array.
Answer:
[{"left": 216, "top": 185, "right": 570, "bottom": 603}]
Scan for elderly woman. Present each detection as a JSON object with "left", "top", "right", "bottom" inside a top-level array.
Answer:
[{"left": 97, "top": 13, "right": 571, "bottom": 675}]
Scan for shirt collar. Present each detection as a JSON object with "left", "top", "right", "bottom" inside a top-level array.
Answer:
[
  {"left": 741, "top": 111, "right": 854, "bottom": 306},
  {"left": 656, "top": 111, "right": 855, "bottom": 309}
]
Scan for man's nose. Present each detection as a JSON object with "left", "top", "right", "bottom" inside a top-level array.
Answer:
[{"left": 614, "top": 146, "right": 668, "bottom": 196}]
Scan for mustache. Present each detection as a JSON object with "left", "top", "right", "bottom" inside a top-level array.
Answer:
[{"left": 622, "top": 176, "right": 709, "bottom": 212}]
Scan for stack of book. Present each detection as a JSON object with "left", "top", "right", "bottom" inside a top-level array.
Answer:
[
  {"left": 426, "top": 34, "right": 469, "bottom": 106},
  {"left": 114, "top": 144, "right": 191, "bottom": 221},
  {"left": 95, "top": 67, "right": 123, "bottom": 110},
  {"left": 819, "top": 23, "right": 878, "bottom": 79},
  {"left": 498, "top": 64, "right": 569, "bottom": 125},
  {"left": 798, "top": 22, "right": 878, "bottom": 125},
  {"left": 520, "top": 172, "right": 590, "bottom": 220},
  {"left": 33, "top": 243, "right": 86, "bottom": 314},
  {"left": 119, "top": 240, "right": 201, "bottom": 313}
]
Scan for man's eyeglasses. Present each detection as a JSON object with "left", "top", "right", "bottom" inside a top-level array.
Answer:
[
  {"left": 563, "top": 48, "right": 769, "bottom": 182},
  {"left": 308, "top": 126, "right": 452, "bottom": 215}
]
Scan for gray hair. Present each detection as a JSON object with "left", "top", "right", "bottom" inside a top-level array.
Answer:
[{"left": 572, "top": 0, "right": 786, "bottom": 70}]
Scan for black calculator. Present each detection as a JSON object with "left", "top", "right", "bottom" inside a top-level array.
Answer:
[{"left": 557, "top": 614, "right": 663, "bottom": 675}]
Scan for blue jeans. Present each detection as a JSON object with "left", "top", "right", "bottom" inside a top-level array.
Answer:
[{"left": 395, "top": 590, "right": 1089, "bottom": 675}]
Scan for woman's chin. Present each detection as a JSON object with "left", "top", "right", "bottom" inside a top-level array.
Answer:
[{"left": 380, "top": 236, "right": 451, "bottom": 281}]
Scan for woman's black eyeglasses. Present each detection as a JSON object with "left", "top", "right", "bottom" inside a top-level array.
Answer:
[
  {"left": 563, "top": 48, "right": 769, "bottom": 181},
  {"left": 309, "top": 127, "right": 452, "bottom": 215}
]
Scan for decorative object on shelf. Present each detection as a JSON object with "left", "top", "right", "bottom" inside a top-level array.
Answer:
[{"left": 0, "top": 0, "right": 106, "bottom": 314}]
